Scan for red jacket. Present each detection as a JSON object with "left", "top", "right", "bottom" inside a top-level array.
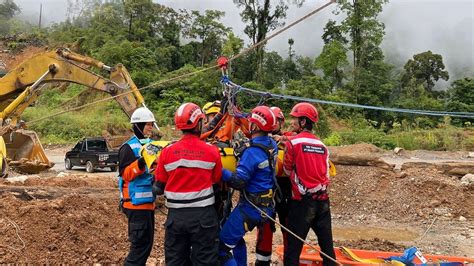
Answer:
[
  {"left": 155, "top": 134, "right": 222, "bottom": 208},
  {"left": 283, "top": 131, "right": 330, "bottom": 200}
]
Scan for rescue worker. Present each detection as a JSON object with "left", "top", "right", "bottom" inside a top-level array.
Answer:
[
  {"left": 202, "top": 101, "right": 221, "bottom": 127},
  {"left": 254, "top": 106, "right": 293, "bottom": 266},
  {"left": 283, "top": 102, "right": 336, "bottom": 266},
  {"left": 219, "top": 105, "right": 278, "bottom": 266},
  {"left": 154, "top": 102, "right": 222, "bottom": 266},
  {"left": 118, "top": 106, "right": 158, "bottom": 266},
  {"left": 201, "top": 96, "right": 250, "bottom": 143}
]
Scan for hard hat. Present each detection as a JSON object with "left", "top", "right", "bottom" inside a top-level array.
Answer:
[
  {"left": 175, "top": 102, "right": 205, "bottom": 130},
  {"left": 130, "top": 107, "right": 156, "bottom": 124},
  {"left": 248, "top": 105, "right": 276, "bottom": 132},
  {"left": 290, "top": 102, "right": 318, "bottom": 123},
  {"left": 270, "top": 106, "right": 285, "bottom": 121},
  {"left": 203, "top": 101, "right": 221, "bottom": 115}
]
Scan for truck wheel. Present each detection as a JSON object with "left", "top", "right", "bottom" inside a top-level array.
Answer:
[
  {"left": 65, "top": 158, "right": 72, "bottom": 170},
  {"left": 110, "top": 166, "right": 117, "bottom": 172},
  {"left": 86, "top": 161, "right": 95, "bottom": 173}
]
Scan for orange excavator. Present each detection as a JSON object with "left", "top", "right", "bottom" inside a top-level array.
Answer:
[{"left": 0, "top": 48, "right": 150, "bottom": 177}]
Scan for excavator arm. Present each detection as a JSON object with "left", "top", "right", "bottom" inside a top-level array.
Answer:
[{"left": 0, "top": 48, "right": 149, "bottom": 176}]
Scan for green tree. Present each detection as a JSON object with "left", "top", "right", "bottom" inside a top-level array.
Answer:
[
  {"left": 446, "top": 78, "right": 474, "bottom": 113},
  {"left": 314, "top": 40, "right": 348, "bottom": 89},
  {"left": 336, "top": 0, "right": 389, "bottom": 104},
  {"left": 182, "top": 10, "right": 230, "bottom": 66},
  {"left": 0, "top": 0, "right": 19, "bottom": 19},
  {"left": 0, "top": 0, "right": 20, "bottom": 35},
  {"left": 233, "top": 0, "right": 302, "bottom": 80},
  {"left": 321, "top": 19, "right": 347, "bottom": 44},
  {"left": 222, "top": 32, "right": 244, "bottom": 57},
  {"left": 401, "top": 50, "right": 449, "bottom": 93}
]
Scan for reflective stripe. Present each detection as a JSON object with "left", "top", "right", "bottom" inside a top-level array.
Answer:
[
  {"left": 257, "top": 160, "right": 269, "bottom": 169},
  {"left": 164, "top": 159, "right": 216, "bottom": 172},
  {"left": 165, "top": 186, "right": 213, "bottom": 201},
  {"left": 135, "top": 191, "right": 153, "bottom": 199},
  {"left": 225, "top": 243, "right": 236, "bottom": 249},
  {"left": 290, "top": 137, "right": 325, "bottom": 146},
  {"left": 129, "top": 143, "right": 142, "bottom": 150},
  {"left": 166, "top": 196, "right": 215, "bottom": 208},
  {"left": 294, "top": 173, "right": 326, "bottom": 195},
  {"left": 256, "top": 254, "right": 272, "bottom": 261}
]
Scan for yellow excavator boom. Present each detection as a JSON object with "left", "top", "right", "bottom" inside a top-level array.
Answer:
[{"left": 0, "top": 48, "right": 147, "bottom": 176}]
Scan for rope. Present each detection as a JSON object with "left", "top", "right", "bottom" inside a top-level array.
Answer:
[
  {"left": 230, "top": 82, "right": 474, "bottom": 119},
  {"left": 243, "top": 193, "right": 342, "bottom": 266},
  {"left": 25, "top": 1, "right": 335, "bottom": 125}
]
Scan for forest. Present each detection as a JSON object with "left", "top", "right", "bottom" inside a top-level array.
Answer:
[{"left": 0, "top": 0, "right": 472, "bottom": 150}]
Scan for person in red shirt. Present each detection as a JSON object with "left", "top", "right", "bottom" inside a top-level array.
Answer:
[
  {"left": 254, "top": 106, "right": 294, "bottom": 265},
  {"left": 283, "top": 102, "right": 336, "bottom": 266},
  {"left": 154, "top": 102, "right": 222, "bottom": 266}
]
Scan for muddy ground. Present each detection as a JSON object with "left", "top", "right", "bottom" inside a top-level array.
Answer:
[{"left": 0, "top": 144, "right": 473, "bottom": 264}]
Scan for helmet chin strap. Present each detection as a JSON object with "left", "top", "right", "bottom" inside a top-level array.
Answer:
[{"left": 133, "top": 123, "right": 151, "bottom": 141}]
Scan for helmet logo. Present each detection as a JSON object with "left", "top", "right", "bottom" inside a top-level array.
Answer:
[
  {"left": 251, "top": 113, "right": 267, "bottom": 126},
  {"left": 189, "top": 108, "right": 203, "bottom": 123}
]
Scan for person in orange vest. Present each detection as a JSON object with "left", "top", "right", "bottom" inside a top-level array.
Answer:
[
  {"left": 254, "top": 106, "right": 294, "bottom": 265},
  {"left": 202, "top": 101, "right": 221, "bottom": 128},
  {"left": 118, "top": 107, "right": 158, "bottom": 266},
  {"left": 200, "top": 96, "right": 250, "bottom": 143},
  {"left": 154, "top": 103, "right": 223, "bottom": 265},
  {"left": 283, "top": 102, "right": 336, "bottom": 266}
]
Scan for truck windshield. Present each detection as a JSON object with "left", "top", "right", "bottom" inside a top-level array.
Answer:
[{"left": 87, "top": 140, "right": 107, "bottom": 151}]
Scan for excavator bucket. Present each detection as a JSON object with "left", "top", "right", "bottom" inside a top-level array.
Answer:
[{"left": 1, "top": 129, "right": 54, "bottom": 174}]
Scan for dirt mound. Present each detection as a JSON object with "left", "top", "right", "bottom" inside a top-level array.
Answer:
[
  {"left": 0, "top": 191, "right": 166, "bottom": 263},
  {"left": 331, "top": 165, "right": 473, "bottom": 222},
  {"left": 330, "top": 143, "right": 384, "bottom": 156}
]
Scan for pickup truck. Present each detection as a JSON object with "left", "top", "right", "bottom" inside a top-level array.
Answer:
[{"left": 65, "top": 137, "right": 119, "bottom": 173}]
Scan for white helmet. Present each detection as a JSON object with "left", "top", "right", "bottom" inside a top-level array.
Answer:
[{"left": 130, "top": 107, "right": 156, "bottom": 123}]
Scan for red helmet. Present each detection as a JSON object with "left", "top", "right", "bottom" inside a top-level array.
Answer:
[
  {"left": 248, "top": 105, "right": 276, "bottom": 132},
  {"left": 270, "top": 106, "right": 285, "bottom": 121},
  {"left": 175, "top": 103, "right": 205, "bottom": 130},
  {"left": 290, "top": 102, "right": 318, "bottom": 122}
]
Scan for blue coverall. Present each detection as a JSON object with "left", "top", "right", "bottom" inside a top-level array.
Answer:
[{"left": 219, "top": 136, "right": 278, "bottom": 266}]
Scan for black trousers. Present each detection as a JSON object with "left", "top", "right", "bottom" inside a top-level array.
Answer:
[
  {"left": 255, "top": 177, "right": 292, "bottom": 266},
  {"left": 164, "top": 205, "right": 219, "bottom": 266},
  {"left": 284, "top": 197, "right": 336, "bottom": 266},
  {"left": 123, "top": 208, "right": 155, "bottom": 266}
]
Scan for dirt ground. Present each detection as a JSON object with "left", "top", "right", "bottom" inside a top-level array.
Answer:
[{"left": 0, "top": 144, "right": 473, "bottom": 264}]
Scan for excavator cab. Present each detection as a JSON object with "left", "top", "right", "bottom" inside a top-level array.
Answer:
[{"left": 0, "top": 48, "right": 148, "bottom": 175}]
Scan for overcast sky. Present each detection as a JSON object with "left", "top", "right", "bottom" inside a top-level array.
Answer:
[{"left": 14, "top": 0, "right": 474, "bottom": 81}]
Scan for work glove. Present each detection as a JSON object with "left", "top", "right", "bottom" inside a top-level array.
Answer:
[
  {"left": 232, "top": 137, "right": 250, "bottom": 159},
  {"left": 152, "top": 181, "right": 165, "bottom": 197},
  {"left": 221, "top": 169, "right": 232, "bottom": 182},
  {"left": 139, "top": 141, "right": 162, "bottom": 171}
]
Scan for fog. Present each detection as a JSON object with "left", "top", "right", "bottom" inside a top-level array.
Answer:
[{"left": 13, "top": 0, "right": 474, "bottom": 82}]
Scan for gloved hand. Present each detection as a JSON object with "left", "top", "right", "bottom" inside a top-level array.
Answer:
[
  {"left": 221, "top": 169, "right": 232, "bottom": 182},
  {"left": 232, "top": 137, "right": 250, "bottom": 158},
  {"left": 329, "top": 160, "right": 337, "bottom": 177},
  {"left": 140, "top": 141, "right": 162, "bottom": 170},
  {"left": 152, "top": 181, "right": 165, "bottom": 197}
]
